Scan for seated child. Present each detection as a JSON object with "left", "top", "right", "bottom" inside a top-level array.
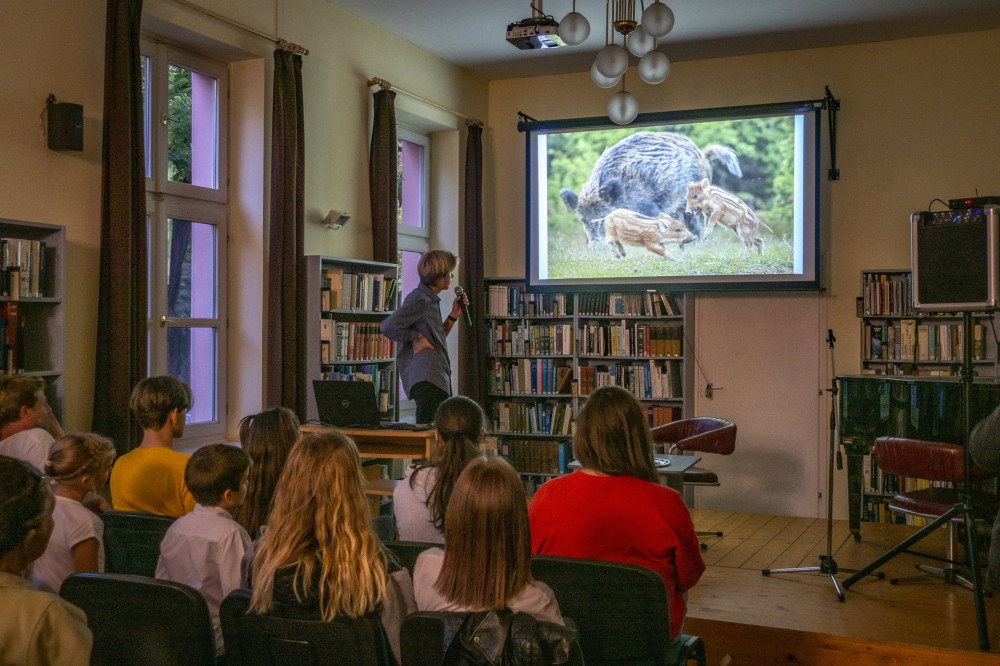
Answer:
[
  {"left": 0, "top": 455, "right": 92, "bottom": 665},
  {"left": 30, "top": 433, "right": 116, "bottom": 593},
  {"left": 156, "top": 444, "right": 252, "bottom": 656},
  {"left": 413, "top": 456, "right": 563, "bottom": 625},
  {"left": 110, "top": 376, "right": 196, "bottom": 517}
]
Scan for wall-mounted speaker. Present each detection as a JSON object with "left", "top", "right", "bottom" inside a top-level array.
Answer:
[
  {"left": 911, "top": 205, "right": 1000, "bottom": 312},
  {"left": 48, "top": 102, "right": 83, "bottom": 151}
]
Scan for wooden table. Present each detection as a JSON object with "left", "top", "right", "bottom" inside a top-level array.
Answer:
[
  {"left": 568, "top": 454, "right": 701, "bottom": 493},
  {"left": 300, "top": 425, "right": 435, "bottom": 460}
]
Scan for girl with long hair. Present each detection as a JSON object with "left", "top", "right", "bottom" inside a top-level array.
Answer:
[
  {"left": 528, "top": 385, "right": 704, "bottom": 638},
  {"left": 249, "top": 431, "right": 413, "bottom": 659},
  {"left": 393, "top": 395, "right": 484, "bottom": 542},
  {"left": 413, "top": 456, "right": 562, "bottom": 624},
  {"left": 31, "top": 433, "right": 116, "bottom": 593},
  {"left": 0, "top": 455, "right": 92, "bottom": 664},
  {"left": 230, "top": 407, "right": 299, "bottom": 538}
]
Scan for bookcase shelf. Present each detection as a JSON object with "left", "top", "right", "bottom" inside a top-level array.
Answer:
[
  {"left": 485, "top": 278, "right": 693, "bottom": 486},
  {"left": 858, "top": 269, "right": 998, "bottom": 378},
  {"left": 855, "top": 269, "right": 998, "bottom": 525},
  {"left": 305, "top": 256, "right": 399, "bottom": 423},
  {"left": 0, "top": 218, "right": 65, "bottom": 422}
]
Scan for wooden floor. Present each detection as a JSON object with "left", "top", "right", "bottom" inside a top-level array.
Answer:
[{"left": 686, "top": 510, "right": 1000, "bottom": 665}]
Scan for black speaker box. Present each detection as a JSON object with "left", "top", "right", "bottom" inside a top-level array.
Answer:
[
  {"left": 48, "top": 102, "right": 83, "bottom": 151},
  {"left": 911, "top": 205, "right": 1000, "bottom": 312}
]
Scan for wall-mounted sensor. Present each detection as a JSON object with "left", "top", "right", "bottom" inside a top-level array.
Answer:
[{"left": 324, "top": 210, "right": 350, "bottom": 229}]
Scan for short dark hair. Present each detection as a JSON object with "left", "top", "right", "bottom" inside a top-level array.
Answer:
[
  {"left": 0, "top": 376, "right": 45, "bottom": 427},
  {"left": 0, "top": 455, "right": 50, "bottom": 559},
  {"left": 130, "top": 376, "right": 192, "bottom": 430},
  {"left": 185, "top": 444, "right": 251, "bottom": 506}
]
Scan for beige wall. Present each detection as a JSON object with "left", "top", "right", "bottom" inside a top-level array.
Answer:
[
  {"left": 487, "top": 27, "right": 1000, "bottom": 384},
  {"left": 486, "top": 29, "right": 1000, "bottom": 517},
  {"left": 1, "top": 0, "right": 487, "bottom": 439}
]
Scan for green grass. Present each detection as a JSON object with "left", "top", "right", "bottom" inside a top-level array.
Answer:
[{"left": 546, "top": 228, "right": 795, "bottom": 279}]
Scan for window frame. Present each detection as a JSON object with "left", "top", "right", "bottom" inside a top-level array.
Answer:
[{"left": 142, "top": 37, "right": 229, "bottom": 444}]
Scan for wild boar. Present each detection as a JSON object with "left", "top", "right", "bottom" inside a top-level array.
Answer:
[
  {"left": 560, "top": 132, "right": 742, "bottom": 250},
  {"left": 685, "top": 178, "right": 773, "bottom": 258},
  {"left": 601, "top": 208, "right": 698, "bottom": 260}
]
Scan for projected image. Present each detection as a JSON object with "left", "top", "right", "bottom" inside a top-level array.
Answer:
[{"left": 525, "top": 103, "right": 820, "bottom": 291}]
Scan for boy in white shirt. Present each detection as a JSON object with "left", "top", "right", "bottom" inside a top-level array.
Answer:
[{"left": 156, "top": 444, "right": 252, "bottom": 657}]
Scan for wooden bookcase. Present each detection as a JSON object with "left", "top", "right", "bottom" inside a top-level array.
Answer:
[
  {"left": 855, "top": 269, "right": 998, "bottom": 524},
  {"left": 0, "top": 218, "right": 65, "bottom": 422},
  {"left": 304, "top": 256, "right": 399, "bottom": 424},
  {"left": 485, "top": 278, "right": 693, "bottom": 492}
]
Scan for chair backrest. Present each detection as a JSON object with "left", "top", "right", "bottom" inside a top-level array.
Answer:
[
  {"left": 873, "top": 436, "right": 996, "bottom": 483},
  {"left": 400, "top": 610, "right": 584, "bottom": 666},
  {"left": 652, "top": 417, "right": 736, "bottom": 456},
  {"left": 383, "top": 539, "right": 439, "bottom": 573},
  {"left": 530, "top": 555, "right": 672, "bottom": 665},
  {"left": 220, "top": 588, "right": 392, "bottom": 666},
  {"left": 60, "top": 572, "right": 215, "bottom": 666},
  {"left": 100, "top": 510, "right": 175, "bottom": 576}
]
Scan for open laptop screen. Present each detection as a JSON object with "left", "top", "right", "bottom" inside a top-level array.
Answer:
[{"left": 312, "top": 380, "right": 380, "bottom": 428}]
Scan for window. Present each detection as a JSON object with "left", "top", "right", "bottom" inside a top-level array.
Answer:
[
  {"left": 142, "top": 39, "right": 228, "bottom": 442},
  {"left": 396, "top": 126, "right": 430, "bottom": 416}
]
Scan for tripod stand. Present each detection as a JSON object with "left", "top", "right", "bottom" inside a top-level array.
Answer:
[
  {"left": 841, "top": 312, "right": 990, "bottom": 651},
  {"left": 762, "top": 329, "right": 878, "bottom": 601}
]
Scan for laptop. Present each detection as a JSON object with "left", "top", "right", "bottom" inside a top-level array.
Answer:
[{"left": 313, "top": 380, "right": 381, "bottom": 428}]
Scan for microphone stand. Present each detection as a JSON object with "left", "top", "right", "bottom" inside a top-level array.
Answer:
[{"left": 762, "top": 329, "right": 881, "bottom": 600}]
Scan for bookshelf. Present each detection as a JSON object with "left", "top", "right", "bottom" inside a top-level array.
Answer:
[
  {"left": 855, "top": 269, "right": 999, "bottom": 524},
  {"left": 305, "top": 256, "right": 399, "bottom": 423},
  {"left": 485, "top": 279, "right": 693, "bottom": 491},
  {"left": 0, "top": 219, "right": 65, "bottom": 422},
  {"left": 859, "top": 269, "right": 997, "bottom": 377}
]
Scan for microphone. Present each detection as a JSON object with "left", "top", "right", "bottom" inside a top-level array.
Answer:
[{"left": 454, "top": 286, "right": 472, "bottom": 326}]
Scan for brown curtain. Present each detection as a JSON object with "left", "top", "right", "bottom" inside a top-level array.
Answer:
[
  {"left": 93, "top": 0, "right": 146, "bottom": 454},
  {"left": 459, "top": 124, "right": 486, "bottom": 406},
  {"left": 266, "top": 49, "right": 307, "bottom": 419},
  {"left": 369, "top": 89, "right": 397, "bottom": 264}
]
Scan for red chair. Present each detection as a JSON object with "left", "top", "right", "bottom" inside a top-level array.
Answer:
[
  {"left": 652, "top": 417, "right": 736, "bottom": 544},
  {"left": 870, "top": 436, "right": 999, "bottom": 589}
]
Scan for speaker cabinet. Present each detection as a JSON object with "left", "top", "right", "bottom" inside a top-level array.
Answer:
[
  {"left": 911, "top": 205, "right": 1000, "bottom": 312},
  {"left": 47, "top": 102, "right": 83, "bottom": 151}
]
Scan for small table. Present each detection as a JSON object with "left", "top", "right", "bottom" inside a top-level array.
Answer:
[
  {"left": 300, "top": 425, "right": 435, "bottom": 460},
  {"left": 568, "top": 454, "right": 701, "bottom": 493}
]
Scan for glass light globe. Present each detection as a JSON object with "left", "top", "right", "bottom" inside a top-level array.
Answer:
[
  {"left": 627, "top": 25, "right": 654, "bottom": 57},
  {"left": 558, "top": 12, "right": 590, "bottom": 46},
  {"left": 642, "top": 2, "right": 675, "bottom": 38},
  {"left": 595, "top": 43, "right": 629, "bottom": 79},
  {"left": 591, "top": 61, "right": 621, "bottom": 88},
  {"left": 608, "top": 91, "right": 639, "bottom": 125},
  {"left": 638, "top": 50, "right": 670, "bottom": 84}
]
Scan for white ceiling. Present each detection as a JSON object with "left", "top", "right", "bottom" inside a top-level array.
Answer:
[{"left": 324, "top": 0, "right": 1000, "bottom": 80}]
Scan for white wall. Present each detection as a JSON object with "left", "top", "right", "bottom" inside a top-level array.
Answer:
[{"left": 486, "top": 29, "right": 1000, "bottom": 518}]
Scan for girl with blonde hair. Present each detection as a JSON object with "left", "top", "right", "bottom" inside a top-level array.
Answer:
[
  {"left": 250, "top": 431, "right": 413, "bottom": 658},
  {"left": 230, "top": 407, "right": 299, "bottom": 538},
  {"left": 30, "top": 433, "right": 116, "bottom": 593},
  {"left": 413, "top": 456, "right": 563, "bottom": 624},
  {"left": 529, "top": 385, "right": 704, "bottom": 639}
]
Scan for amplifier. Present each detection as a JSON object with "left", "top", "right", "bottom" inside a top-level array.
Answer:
[
  {"left": 911, "top": 205, "right": 1000, "bottom": 312},
  {"left": 949, "top": 195, "right": 1000, "bottom": 210}
]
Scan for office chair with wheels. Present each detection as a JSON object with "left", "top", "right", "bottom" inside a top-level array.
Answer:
[{"left": 652, "top": 417, "right": 736, "bottom": 543}]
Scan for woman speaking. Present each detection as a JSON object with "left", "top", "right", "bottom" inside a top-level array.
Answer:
[{"left": 380, "top": 250, "right": 467, "bottom": 424}]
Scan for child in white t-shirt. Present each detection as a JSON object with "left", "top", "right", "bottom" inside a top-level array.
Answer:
[
  {"left": 156, "top": 444, "right": 252, "bottom": 657},
  {"left": 30, "top": 433, "right": 116, "bottom": 594}
]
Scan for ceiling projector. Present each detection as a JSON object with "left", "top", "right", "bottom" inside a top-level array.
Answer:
[{"left": 506, "top": 16, "right": 565, "bottom": 50}]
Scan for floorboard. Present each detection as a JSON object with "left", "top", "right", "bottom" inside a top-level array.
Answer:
[{"left": 687, "top": 510, "right": 999, "bottom": 664}]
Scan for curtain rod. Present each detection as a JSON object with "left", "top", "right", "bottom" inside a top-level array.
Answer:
[
  {"left": 368, "top": 77, "right": 482, "bottom": 127},
  {"left": 169, "top": 0, "right": 309, "bottom": 55}
]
